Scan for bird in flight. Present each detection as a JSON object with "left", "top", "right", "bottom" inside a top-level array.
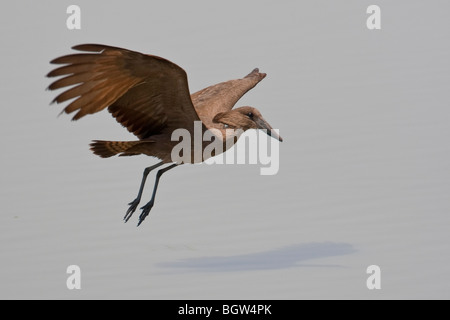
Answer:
[{"left": 47, "top": 44, "right": 282, "bottom": 226}]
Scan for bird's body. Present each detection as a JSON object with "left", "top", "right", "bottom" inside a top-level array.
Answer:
[{"left": 47, "top": 44, "right": 282, "bottom": 225}]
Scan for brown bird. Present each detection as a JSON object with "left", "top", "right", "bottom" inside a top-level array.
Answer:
[{"left": 47, "top": 44, "right": 282, "bottom": 226}]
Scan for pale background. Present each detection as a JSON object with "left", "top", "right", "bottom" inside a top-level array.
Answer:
[{"left": 0, "top": 0, "right": 449, "bottom": 299}]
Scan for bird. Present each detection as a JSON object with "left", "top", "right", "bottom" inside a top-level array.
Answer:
[{"left": 47, "top": 44, "right": 282, "bottom": 226}]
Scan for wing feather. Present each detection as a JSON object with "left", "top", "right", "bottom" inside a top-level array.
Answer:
[
  {"left": 191, "top": 68, "right": 266, "bottom": 128},
  {"left": 48, "top": 44, "right": 200, "bottom": 137}
]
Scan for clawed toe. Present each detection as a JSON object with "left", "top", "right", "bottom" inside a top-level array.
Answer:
[
  {"left": 124, "top": 198, "right": 140, "bottom": 222},
  {"left": 137, "top": 202, "right": 154, "bottom": 226}
]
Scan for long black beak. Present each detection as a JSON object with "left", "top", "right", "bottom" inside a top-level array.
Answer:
[{"left": 256, "top": 118, "right": 283, "bottom": 142}]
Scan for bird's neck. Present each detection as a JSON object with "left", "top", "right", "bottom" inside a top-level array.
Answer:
[{"left": 207, "top": 127, "right": 244, "bottom": 151}]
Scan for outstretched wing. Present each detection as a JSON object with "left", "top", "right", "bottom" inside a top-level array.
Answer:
[
  {"left": 190, "top": 68, "right": 266, "bottom": 127},
  {"left": 47, "top": 44, "right": 200, "bottom": 139}
]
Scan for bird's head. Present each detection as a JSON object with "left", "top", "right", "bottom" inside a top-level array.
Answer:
[{"left": 212, "top": 106, "right": 283, "bottom": 142}]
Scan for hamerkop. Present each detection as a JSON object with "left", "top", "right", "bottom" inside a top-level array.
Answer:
[{"left": 47, "top": 44, "right": 282, "bottom": 226}]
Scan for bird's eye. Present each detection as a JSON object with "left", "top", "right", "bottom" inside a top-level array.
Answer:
[{"left": 247, "top": 112, "right": 254, "bottom": 118}]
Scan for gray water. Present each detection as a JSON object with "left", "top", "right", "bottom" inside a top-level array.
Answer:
[{"left": 1, "top": 0, "right": 449, "bottom": 299}]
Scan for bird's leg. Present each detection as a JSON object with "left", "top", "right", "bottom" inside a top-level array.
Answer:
[
  {"left": 124, "top": 161, "right": 164, "bottom": 222},
  {"left": 137, "top": 164, "right": 178, "bottom": 226}
]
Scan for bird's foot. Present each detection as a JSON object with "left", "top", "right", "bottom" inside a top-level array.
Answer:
[
  {"left": 137, "top": 201, "right": 154, "bottom": 226},
  {"left": 124, "top": 198, "right": 140, "bottom": 223}
]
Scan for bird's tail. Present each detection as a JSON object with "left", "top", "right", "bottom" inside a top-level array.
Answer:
[{"left": 90, "top": 140, "right": 144, "bottom": 158}]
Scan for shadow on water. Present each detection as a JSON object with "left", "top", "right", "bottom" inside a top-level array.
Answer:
[{"left": 157, "top": 242, "right": 356, "bottom": 273}]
